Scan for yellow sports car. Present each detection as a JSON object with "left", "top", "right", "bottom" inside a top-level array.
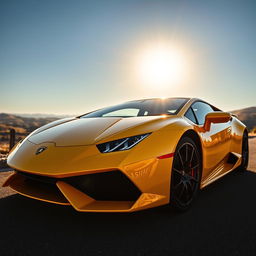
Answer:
[{"left": 4, "top": 98, "right": 248, "bottom": 212}]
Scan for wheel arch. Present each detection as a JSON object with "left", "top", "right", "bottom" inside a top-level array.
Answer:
[
  {"left": 180, "top": 129, "right": 203, "bottom": 160},
  {"left": 243, "top": 127, "right": 248, "bottom": 137}
]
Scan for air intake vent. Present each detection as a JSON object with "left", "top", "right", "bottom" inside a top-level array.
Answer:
[{"left": 64, "top": 171, "right": 141, "bottom": 201}]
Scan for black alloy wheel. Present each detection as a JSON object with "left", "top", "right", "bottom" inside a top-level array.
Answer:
[
  {"left": 170, "top": 136, "right": 202, "bottom": 211},
  {"left": 239, "top": 132, "right": 249, "bottom": 171}
]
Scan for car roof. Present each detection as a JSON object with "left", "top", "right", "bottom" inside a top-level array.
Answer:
[{"left": 127, "top": 97, "right": 191, "bottom": 102}]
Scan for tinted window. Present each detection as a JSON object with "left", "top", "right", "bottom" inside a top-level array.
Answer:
[
  {"left": 185, "top": 107, "right": 197, "bottom": 123},
  {"left": 191, "top": 102, "right": 214, "bottom": 125},
  {"left": 81, "top": 98, "right": 188, "bottom": 118}
]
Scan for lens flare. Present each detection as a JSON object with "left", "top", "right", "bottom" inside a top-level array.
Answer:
[{"left": 136, "top": 45, "right": 188, "bottom": 89}]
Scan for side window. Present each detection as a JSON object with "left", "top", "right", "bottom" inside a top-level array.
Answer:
[
  {"left": 185, "top": 107, "right": 197, "bottom": 123},
  {"left": 191, "top": 102, "right": 214, "bottom": 125}
]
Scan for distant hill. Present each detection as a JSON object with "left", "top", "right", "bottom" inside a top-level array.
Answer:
[
  {"left": 231, "top": 106, "right": 256, "bottom": 131},
  {"left": 13, "top": 113, "right": 73, "bottom": 119},
  {"left": 0, "top": 113, "right": 62, "bottom": 152},
  {"left": 0, "top": 113, "right": 59, "bottom": 134}
]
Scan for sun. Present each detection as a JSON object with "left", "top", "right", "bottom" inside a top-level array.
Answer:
[{"left": 136, "top": 45, "right": 187, "bottom": 89}]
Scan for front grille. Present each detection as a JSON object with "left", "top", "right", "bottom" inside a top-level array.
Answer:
[
  {"left": 64, "top": 171, "right": 141, "bottom": 201},
  {"left": 18, "top": 171, "right": 57, "bottom": 184},
  {"left": 16, "top": 170, "right": 141, "bottom": 201}
]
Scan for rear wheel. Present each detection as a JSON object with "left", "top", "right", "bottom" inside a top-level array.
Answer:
[
  {"left": 170, "top": 137, "right": 202, "bottom": 211},
  {"left": 238, "top": 132, "right": 249, "bottom": 172}
]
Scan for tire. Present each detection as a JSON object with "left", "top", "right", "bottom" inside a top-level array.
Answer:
[
  {"left": 238, "top": 132, "right": 249, "bottom": 172},
  {"left": 170, "top": 136, "right": 202, "bottom": 211}
]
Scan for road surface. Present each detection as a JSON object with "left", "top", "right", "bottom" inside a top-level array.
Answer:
[{"left": 0, "top": 138, "right": 255, "bottom": 255}]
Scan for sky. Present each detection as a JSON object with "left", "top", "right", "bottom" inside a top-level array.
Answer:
[{"left": 1, "top": 0, "right": 256, "bottom": 115}]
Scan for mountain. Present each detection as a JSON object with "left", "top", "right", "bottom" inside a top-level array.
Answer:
[
  {"left": 0, "top": 113, "right": 62, "bottom": 152},
  {"left": 13, "top": 113, "right": 73, "bottom": 119},
  {"left": 0, "top": 113, "right": 60, "bottom": 133},
  {"left": 231, "top": 106, "right": 256, "bottom": 131}
]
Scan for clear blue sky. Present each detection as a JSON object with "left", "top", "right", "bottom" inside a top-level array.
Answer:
[{"left": 1, "top": 0, "right": 255, "bottom": 115}]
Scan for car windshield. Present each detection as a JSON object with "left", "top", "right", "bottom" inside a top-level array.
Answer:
[{"left": 80, "top": 98, "right": 189, "bottom": 118}]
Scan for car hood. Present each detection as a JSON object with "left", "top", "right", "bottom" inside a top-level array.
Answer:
[{"left": 27, "top": 116, "right": 177, "bottom": 146}]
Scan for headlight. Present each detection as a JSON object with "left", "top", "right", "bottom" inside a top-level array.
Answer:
[{"left": 96, "top": 133, "right": 151, "bottom": 153}]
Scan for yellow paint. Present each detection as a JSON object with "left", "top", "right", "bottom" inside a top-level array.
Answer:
[{"left": 4, "top": 98, "right": 246, "bottom": 212}]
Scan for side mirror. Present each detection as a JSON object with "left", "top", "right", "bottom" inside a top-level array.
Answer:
[{"left": 203, "top": 112, "right": 231, "bottom": 132}]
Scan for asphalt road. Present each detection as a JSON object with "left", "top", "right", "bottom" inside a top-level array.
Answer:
[{"left": 0, "top": 139, "right": 256, "bottom": 255}]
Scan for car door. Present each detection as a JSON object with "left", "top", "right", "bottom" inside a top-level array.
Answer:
[{"left": 190, "top": 101, "right": 232, "bottom": 184}]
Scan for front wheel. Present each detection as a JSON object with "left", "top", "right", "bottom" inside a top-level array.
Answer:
[{"left": 170, "top": 136, "right": 202, "bottom": 211}]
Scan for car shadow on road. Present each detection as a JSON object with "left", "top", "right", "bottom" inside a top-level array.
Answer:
[{"left": 1, "top": 170, "right": 256, "bottom": 255}]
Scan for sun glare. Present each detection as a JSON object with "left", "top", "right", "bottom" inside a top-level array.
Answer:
[{"left": 136, "top": 45, "right": 187, "bottom": 89}]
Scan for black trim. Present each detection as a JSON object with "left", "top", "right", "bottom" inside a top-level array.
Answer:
[
  {"left": 184, "top": 107, "right": 199, "bottom": 124},
  {"left": 16, "top": 172, "right": 69, "bottom": 203},
  {"left": 16, "top": 170, "right": 141, "bottom": 202},
  {"left": 18, "top": 171, "right": 57, "bottom": 184},
  {"left": 64, "top": 171, "right": 141, "bottom": 201},
  {"left": 227, "top": 153, "right": 239, "bottom": 165}
]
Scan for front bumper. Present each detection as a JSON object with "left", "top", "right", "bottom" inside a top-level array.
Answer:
[
  {"left": 5, "top": 137, "right": 174, "bottom": 212},
  {"left": 4, "top": 157, "right": 172, "bottom": 212}
]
